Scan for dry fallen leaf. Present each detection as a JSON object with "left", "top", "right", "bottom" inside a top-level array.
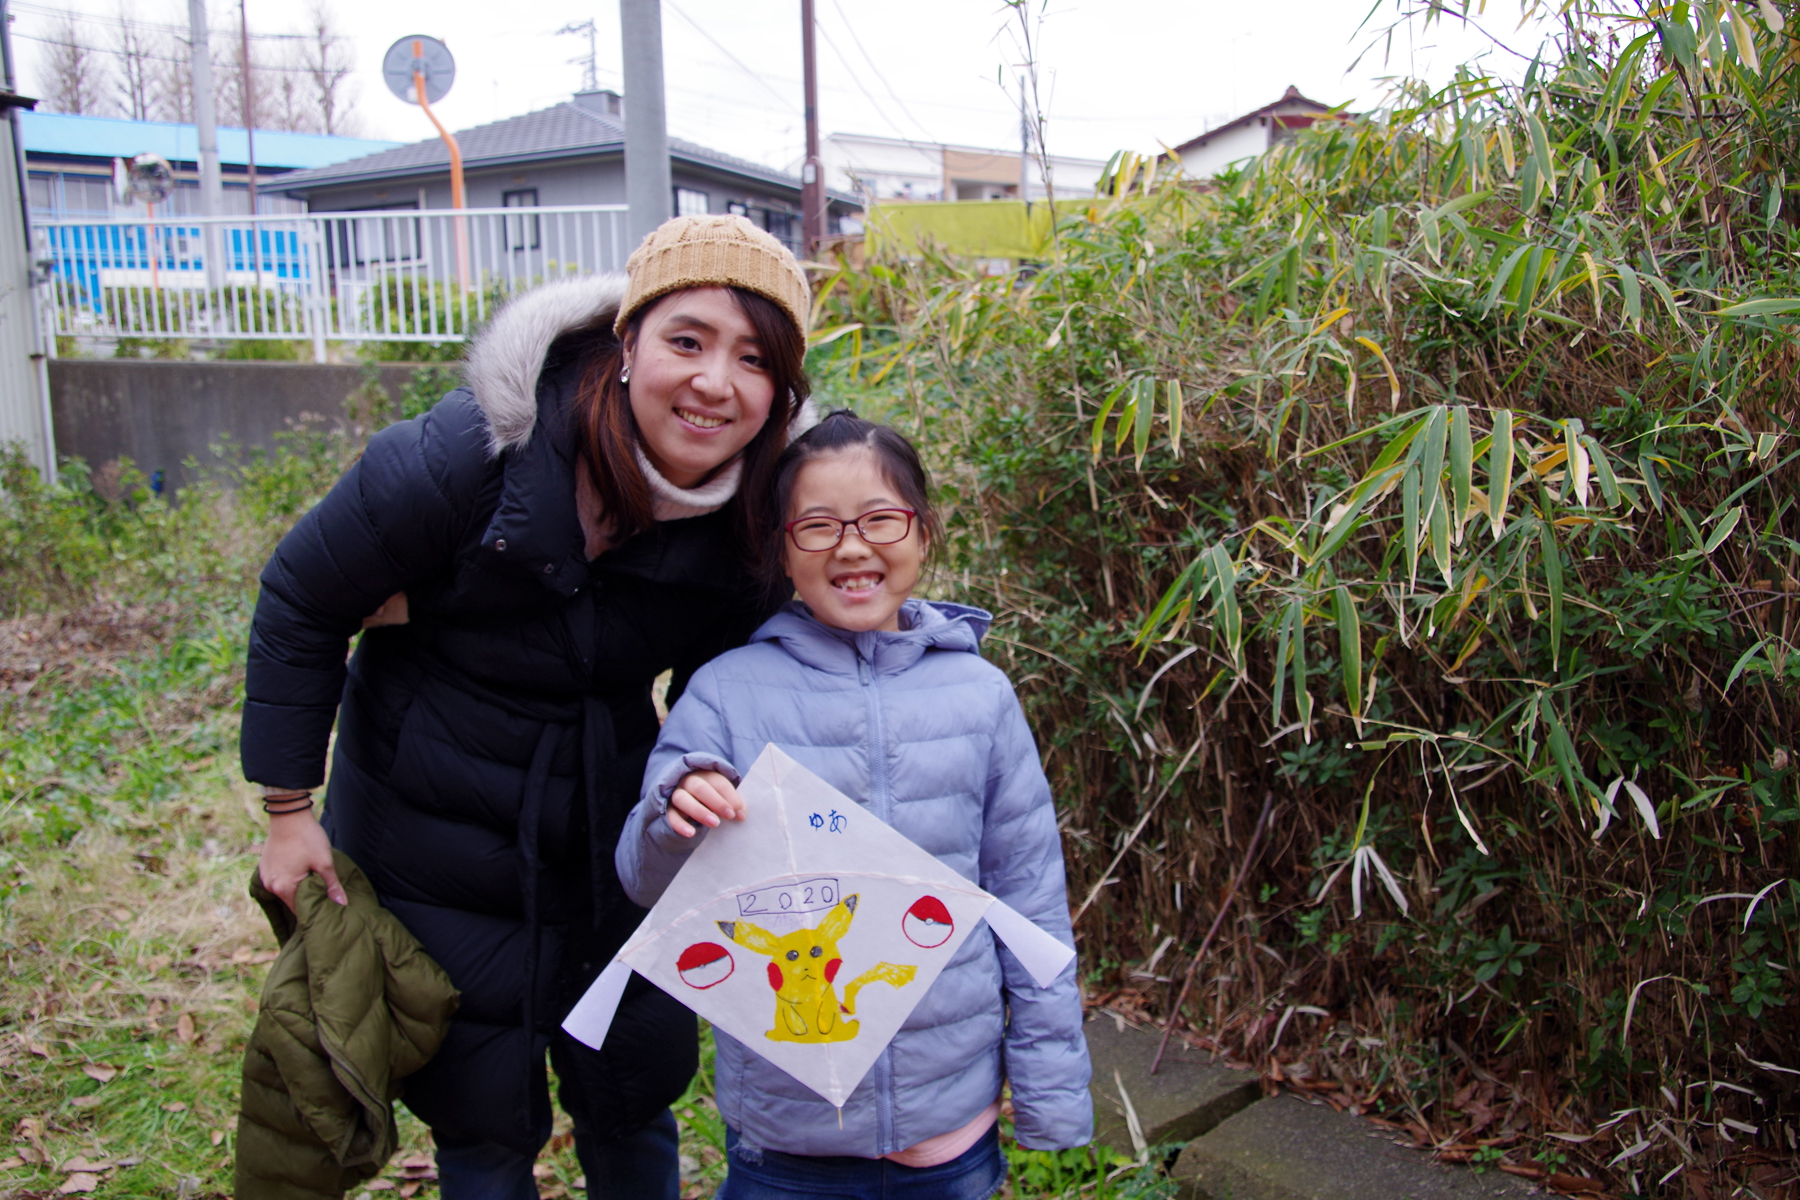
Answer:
[
  {"left": 26, "top": 1041, "right": 52, "bottom": 1059},
  {"left": 1546, "top": 1176, "right": 1609, "bottom": 1195},
  {"left": 398, "top": 1184, "right": 420, "bottom": 1198},
  {"left": 174, "top": 1013, "right": 196, "bottom": 1044},
  {"left": 0, "top": 1156, "right": 24, "bottom": 1170},
  {"left": 162, "top": 1102, "right": 187, "bottom": 1113},
  {"left": 80, "top": 1064, "right": 117, "bottom": 1084},
  {"left": 61, "top": 1157, "right": 111, "bottom": 1174},
  {"left": 365, "top": 1181, "right": 395, "bottom": 1191},
  {"left": 209, "top": 1131, "right": 224, "bottom": 1147},
  {"left": 58, "top": 1172, "right": 100, "bottom": 1194},
  {"left": 70, "top": 1096, "right": 102, "bottom": 1109}
]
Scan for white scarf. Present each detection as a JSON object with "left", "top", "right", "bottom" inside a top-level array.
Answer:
[{"left": 635, "top": 445, "right": 744, "bottom": 521}]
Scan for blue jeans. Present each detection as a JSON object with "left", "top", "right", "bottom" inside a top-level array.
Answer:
[
  {"left": 716, "top": 1125, "right": 1005, "bottom": 1200},
  {"left": 435, "top": 1107, "right": 680, "bottom": 1200}
]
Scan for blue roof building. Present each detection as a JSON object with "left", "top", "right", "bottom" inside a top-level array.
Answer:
[{"left": 19, "top": 110, "right": 400, "bottom": 218}]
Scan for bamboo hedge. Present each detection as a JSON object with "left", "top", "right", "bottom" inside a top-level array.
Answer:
[{"left": 816, "top": 1, "right": 1800, "bottom": 1190}]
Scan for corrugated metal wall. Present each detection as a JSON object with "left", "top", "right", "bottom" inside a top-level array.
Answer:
[{"left": 0, "top": 113, "right": 51, "bottom": 476}]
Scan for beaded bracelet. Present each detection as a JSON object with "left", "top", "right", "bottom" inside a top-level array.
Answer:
[{"left": 262, "top": 793, "right": 315, "bottom": 815}]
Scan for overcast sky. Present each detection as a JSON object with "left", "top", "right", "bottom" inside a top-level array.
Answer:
[{"left": 12, "top": 0, "right": 1555, "bottom": 171}]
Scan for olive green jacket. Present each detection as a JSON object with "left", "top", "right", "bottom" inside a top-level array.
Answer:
[{"left": 235, "top": 851, "right": 460, "bottom": 1200}]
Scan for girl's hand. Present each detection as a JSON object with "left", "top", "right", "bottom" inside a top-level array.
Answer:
[
  {"left": 665, "top": 770, "right": 745, "bottom": 838},
  {"left": 259, "top": 809, "right": 348, "bottom": 911}
]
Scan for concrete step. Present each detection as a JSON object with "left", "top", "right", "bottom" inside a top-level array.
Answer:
[
  {"left": 1084, "top": 1013, "right": 1263, "bottom": 1154},
  {"left": 1170, "top": 1094, "right": 1542, "bottom": 1200}
]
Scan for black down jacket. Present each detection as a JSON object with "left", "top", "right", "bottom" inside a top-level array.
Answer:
[{"left": 240, "top": 275, "right": 777, "bottom": 1155}]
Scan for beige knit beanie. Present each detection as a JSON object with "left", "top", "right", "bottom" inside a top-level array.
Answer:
[{"left": 613, "top": 214, "right": 811, "bottom": 339}]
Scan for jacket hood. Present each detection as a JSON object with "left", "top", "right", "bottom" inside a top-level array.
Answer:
[
  {"left": 463, "top": 273, "right": 628, "bottom": 457},
  {"left": 750, "top": 598, "right": 992, "bottom": 676}
]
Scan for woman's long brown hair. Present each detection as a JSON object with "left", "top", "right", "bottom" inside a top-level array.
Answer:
[{"left": 574, "top": 286, "right": 809, "bottom": 562}]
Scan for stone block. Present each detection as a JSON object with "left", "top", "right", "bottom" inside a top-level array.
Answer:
[
  {"left": 1171, "top": 1095, "right": 1541, "bottom": 1200},
  {"left": 1084, "top": 1013, "right": 1262, "bottom": 1155}
]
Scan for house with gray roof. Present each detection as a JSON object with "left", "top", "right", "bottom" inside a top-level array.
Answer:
[{"left": 271, "top": 89, "right": 860, "bottom": 255}]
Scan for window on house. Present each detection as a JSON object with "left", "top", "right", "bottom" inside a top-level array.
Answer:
[
  {"left": 503, "top": 188, "right": 540, "bottom": 251},
  {"left": 328, "top": 202, "right": 422, "bottom": 267},
  {"left": 675, "top": 187, "right": 710, "bottom": 217},
  {"left": 726, "top": 200, "right": 749, "bottom": 217}
]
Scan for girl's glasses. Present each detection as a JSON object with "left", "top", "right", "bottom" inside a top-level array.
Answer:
[{"left": 785, "top": 508, "right": 918, "bottom": 552}]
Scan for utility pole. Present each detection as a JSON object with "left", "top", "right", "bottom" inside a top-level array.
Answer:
[
  {"left": 799, "top": 0, "right": 824, "bottom": 253},
  {"left": 620, "top": 0, "right": 670, "bottom": 249},
  {"left": 239, "top": 0, "right": 257, "bottom": 219},
  {"left": 189, "top": 0, "right": 223, "bottom": 293}
]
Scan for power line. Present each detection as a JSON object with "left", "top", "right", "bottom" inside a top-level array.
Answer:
[
  {"left": 826, "top": 0, "right": 937, "bottom": 143},
  {"left": 11, "top": 0, "right": 307, "bottom": 41},
  {"left": 812, "top": 18, "right": 941, "bottom": 157},
  {"left": 14, "top": 30, "right": 325, "bottom": 76},
  {"left": 663, "top": 0, "right": 801, "bottom": 117}
]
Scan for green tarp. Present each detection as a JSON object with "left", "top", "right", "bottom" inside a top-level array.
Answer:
[{"left": 865, "top": 200, "right": 1055, "bottom": 260}]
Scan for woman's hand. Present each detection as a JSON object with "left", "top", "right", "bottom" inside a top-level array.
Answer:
[
  {"left": 665, "top": 770, "right": 745, "bottom": 838},
  {"left": 259, "top": 809, "right": 348, "bottom": 910}
]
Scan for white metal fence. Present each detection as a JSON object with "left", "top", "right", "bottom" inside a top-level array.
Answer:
[{"left": 37, "top": 205, "right": 631, "bottom": 359}]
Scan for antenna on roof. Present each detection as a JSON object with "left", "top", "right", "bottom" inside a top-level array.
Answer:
[{"left": 558, "top": 20, "right": 599, "bottom": 94}]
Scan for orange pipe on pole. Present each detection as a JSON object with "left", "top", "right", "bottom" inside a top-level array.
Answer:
[{"left": 413, "top": 42, "right": 468, "bottom": 290}]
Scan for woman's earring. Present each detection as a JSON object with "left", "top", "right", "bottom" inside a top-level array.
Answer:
[{"left": 619, "top": 362, "right": 631, "bottom": 385}]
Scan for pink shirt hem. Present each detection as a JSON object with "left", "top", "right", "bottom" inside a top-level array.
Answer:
[{"left": 881, "top": 1100, "right": 1001, "bottom": 1169}]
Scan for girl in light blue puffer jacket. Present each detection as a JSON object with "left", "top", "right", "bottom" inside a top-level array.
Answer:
[{"left": 615, "top": 412, "right": 1091, "bottom": 1200}]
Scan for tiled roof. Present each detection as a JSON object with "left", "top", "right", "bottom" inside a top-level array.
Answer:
[{"left": 272, "top": 100, "right": 813, "bottom": 196}]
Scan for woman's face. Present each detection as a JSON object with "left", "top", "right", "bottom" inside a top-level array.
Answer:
[{"left": 622, "top": 286, "right": 779, "bottom": 488}]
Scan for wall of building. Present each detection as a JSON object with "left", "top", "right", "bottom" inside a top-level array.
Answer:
[
  {"left": 1178, "top": 122, "right": 1269, "bottom": 179},
  {"left": 48, "top": 360, "right": 436, "bottom": 492},
  {"left": 0, "top": 115, "right": 51, "bottom": 477}
]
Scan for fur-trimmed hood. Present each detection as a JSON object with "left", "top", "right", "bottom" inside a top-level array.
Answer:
[{"left": 462, "top": 273, "right": 628, "bottom": 457}]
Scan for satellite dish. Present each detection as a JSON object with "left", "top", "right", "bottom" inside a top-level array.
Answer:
[
  {"left": 382, "top": 35, "right": 455, "bottom": 105},
  {"left": 115, "top": 153, "right": 174, "bottom": 206}
]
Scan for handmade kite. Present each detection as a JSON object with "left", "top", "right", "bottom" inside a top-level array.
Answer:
[{"left": 563, "top": 744, "right": 1074, "bottom": 1108}]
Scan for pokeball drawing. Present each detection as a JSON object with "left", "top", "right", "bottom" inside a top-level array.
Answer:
[
  {"left": 676, "top": 941, "right": 734, "bottom": 989},
  {"left": 902, "top": 896, "right": 954, "bottom": 948}
]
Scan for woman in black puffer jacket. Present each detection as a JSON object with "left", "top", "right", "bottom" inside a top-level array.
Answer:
[{"left": 239, "top": 215, "right": 813, "bottom": 1200}]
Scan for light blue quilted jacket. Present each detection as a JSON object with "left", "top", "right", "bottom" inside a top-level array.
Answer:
[{"left": 615, "top": 599, "right": 1092, "bottom": 1159}]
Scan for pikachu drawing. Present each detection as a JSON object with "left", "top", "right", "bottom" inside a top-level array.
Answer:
[{"left": 717, "top": 894, "right": 917, "bottom": 1043}]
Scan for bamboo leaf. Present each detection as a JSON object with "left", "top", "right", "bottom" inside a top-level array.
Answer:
[
  {"left": 1272, "top": 596, "right": 1294, "bottom": 724},
  {"left": 1403, "top": 464, "right": 1422, "bottom": 589},
  {"left": 1115, "top": 381, "right": 1137, "bottom": 453},
  {"left": 1291, "top": 598, "right": 1313, "bottom": 739},
  {"left": 1449, "top": 405, "right": 1473, "bottom": 541},
  {"left": 1616, "top": 263, "right": 1643, "bottom": 327},
  {"left": 1582, "top": 435, "right": 1621, "bottom": 507},
  {"left": 1134, "top": 556, "right": 1205, "bottom": 647},
  {"left": 1489, "top": 409, "right": 1516, "bottom": 538},
  {"left": 1565, "top": 419, "right": 1591, "bottom": 507},
  {"left": 1336, "top": 584, "right": 1363, "bottom": 730},
  {"left": 1428, "top": 484, "right": 1453, "bottom": 585},
  {"left": 1354, "top": 336, "right": 1402, "bottom": 408},
  {"left": 1704, "top": 505, "right": 1743, "bottom": 553},
  {"left": 1091, "top": 382, "right": 1126, "bottom": 460},
  {"left": 1417, "top": 405, "right": 1448, "bottom": 503},
  {"left": 1209, "top": 543, "right": 1242, "bottom": 670},
  {"left": 1167, "top": 380, "right": 1183, "bottom": 458},
  {"left": 1726, "top": 1, "right": 1762, "bottom": 72},
  {"left": 1540, "top": 521, "right": 1564, "bottom": 669},
  {"left": 1725, "top": 636, "right": 1769, "bottom": 691},
  {"left": 1714, "top": 297, "right": 1800, "bottom": 316},
  {"left": 1133, "top": 378, "right": 1155, "bottom": 467},
  {"left": 1638, "top": 452, "right": 1665, "bottom": 511}
]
